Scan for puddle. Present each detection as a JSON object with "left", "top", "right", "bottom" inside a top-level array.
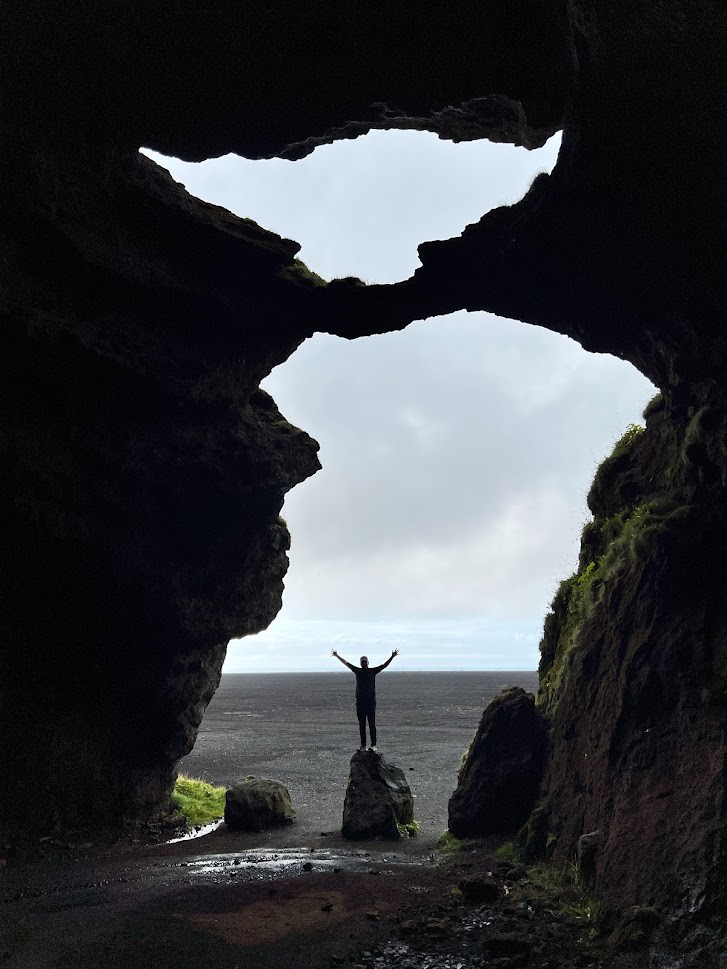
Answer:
[
  {"left": 183, "top": 848, "right": 436, "bottom": 880},
  {"left": 166, "top": 820, "right": 224, "bottom": 844}
]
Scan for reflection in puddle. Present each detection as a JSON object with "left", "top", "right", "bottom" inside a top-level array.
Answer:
[
  {"left": 183, "top": 848, "right": 436, "bottom": 880},
  {"left": 166, "top": 820, "right": 224, "bottom": 844}
]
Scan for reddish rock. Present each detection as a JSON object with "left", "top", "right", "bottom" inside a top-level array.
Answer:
[{"left": 539, "top": 402, "right": 727, "bottom": 927}]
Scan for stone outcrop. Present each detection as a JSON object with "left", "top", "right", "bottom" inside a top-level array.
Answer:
[
  {"left": 224, "top": 777, "right": 296, "bottom": 831},
  {"left": 535, "top": 395, "right": 727, "bottom": 930},
  {"left": 2, "top": 0, "right": 727, "bottom": 941},
  {"left": 448, "top": 688, "right": 548, "bottom": 837},
  {"left": 0, "top": 147, "right": 322, "bottom": 833},
  {"left": 342, "top": 750, "right": 414, "bottom": 840}
]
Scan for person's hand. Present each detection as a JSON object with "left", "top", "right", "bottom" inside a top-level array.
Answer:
[
  {"left": 331, "top": 649, "right": 338, "bottom": 657},
  {"left": 392, "top": 648, "right": 399, "bottom": 657}
]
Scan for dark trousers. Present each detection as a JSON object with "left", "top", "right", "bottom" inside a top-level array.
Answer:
[{"left": 356, "top": 704, "right": 376, "bottom": 747}]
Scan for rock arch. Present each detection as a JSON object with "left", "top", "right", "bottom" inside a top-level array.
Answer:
[{"left": 2, "top": 0, "right": 726, "bottom": 927}]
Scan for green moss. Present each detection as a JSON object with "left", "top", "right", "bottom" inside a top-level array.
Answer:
[
  {"left": 643, "top": 392, "right": 664, "bottom": 420},
  {"left": 437, "top": 830, "right": 464, "bottom": 852},
  {"left": 587, "top": 422, "right": 645, "bottom": 518},
  {"left": 489, "top": 854, "right": 602, "bottom": 943},
  {"left": 396, "top": 819, "right": 421, "bottom": 837},
  {"left": 538, "top": 557, "right": 604, "bottom": 708},
  {"left": 277, "top": 259, "right": 327, "bottom": 288},
  {"left": 457, "top": 741, "right": 472, "bottom": 779},
  {"left": 171, "top": 775, "right": 226, "bottom": 826},
  {"left": 611, "top": 422, "right": 645, "bottom": 458},
  {"left": 494, "top": 839, "right": 516, "bottom": 861},
  {"left": 540, "top": 464, "right": 688, "bottom": 712}
]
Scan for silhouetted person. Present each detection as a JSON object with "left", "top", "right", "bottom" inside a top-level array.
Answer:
[{"left": 331, "top": 648, "right": 399, "bottom": 750}]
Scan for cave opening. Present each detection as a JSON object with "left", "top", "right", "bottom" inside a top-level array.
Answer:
[
  {"left": 5, "top": 2, "right": 727, "bottom": 943},
  {"left": 145, "top": 131, "right": 655, "bottom": 678}
]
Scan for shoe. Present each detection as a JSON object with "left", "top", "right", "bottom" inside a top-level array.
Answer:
[
  {"left": 359, "top": 745, "right": 366, "bottom": 751},
  {"left": 369, "top": 745, "right": 377, "bottom": 752}
]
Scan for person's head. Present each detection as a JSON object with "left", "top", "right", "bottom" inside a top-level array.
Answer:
[{"left": 360, "top": 656, "right": 369, "bottom": 668}]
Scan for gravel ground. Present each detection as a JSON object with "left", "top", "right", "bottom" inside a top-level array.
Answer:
[{"left": 1, "top": 831, "right": 694, "bottom": 969}]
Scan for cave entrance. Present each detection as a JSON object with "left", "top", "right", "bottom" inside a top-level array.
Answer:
[
  {"left": 148, "top": 130, "right": 654, "bottom": 834},
  {"left": 146, "top": 130, "right": 654, "bottom": 676}
]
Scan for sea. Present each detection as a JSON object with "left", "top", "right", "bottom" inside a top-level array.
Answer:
[{"left": 179, "top": 671, "right": 539, "bottom": 841}]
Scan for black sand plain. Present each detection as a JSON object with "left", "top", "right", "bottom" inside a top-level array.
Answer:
[{"left": 181, "top": 671, "right": 539, "bottom": 841}]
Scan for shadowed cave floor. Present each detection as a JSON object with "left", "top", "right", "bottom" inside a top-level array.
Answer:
[{"left": 0, "top": 827, "right": 650, "bottom": 969}]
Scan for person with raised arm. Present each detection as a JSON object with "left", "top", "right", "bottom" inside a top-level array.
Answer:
[{"left": 331, "top": 648, "right": 399, "bottom": 751}]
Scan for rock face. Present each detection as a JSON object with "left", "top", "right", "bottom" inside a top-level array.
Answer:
[
  {"left": 535, "top": 396, "right": 727, "bottom": 927},
  {"left": 224, "top": 777, "right": 296, "bottom": 831},
  {"left": 2, "top": 0, "right": 727, "bottom": 937},
  {"left": 0, "top": 148, "right": 322, "bottom": 834},
  {"left": 342, "top": 750, "right": 414, "bottom": 840},
  {"left": 448, "top": 688, "right": 548, "bottom": 837}
]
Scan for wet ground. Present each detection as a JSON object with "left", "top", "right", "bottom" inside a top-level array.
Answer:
[
  {"left": 1, "top": 674, "right": 710, "bottom": 967},
  {"left": 0, "top": 823, "right": 655, "bottom": 969}
]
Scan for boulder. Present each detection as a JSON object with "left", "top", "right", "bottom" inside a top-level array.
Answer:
[
  {"left": 224, "top": 776, "right": 296, "bottom": 831},
  {"left": 448, "top": 687, "right": 548, "bottom": 836},
  {"left": 342, "top": 750, "right": 414, "bottom": 840}
]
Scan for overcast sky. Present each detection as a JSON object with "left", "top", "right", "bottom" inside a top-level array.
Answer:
[{"left": 146, "top": 132, "right": 655, "bottom": 672}]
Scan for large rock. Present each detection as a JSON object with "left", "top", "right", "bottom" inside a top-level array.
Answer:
[
  {"left": 448, "top": 688, "right": 548, "bottom": 837},
  {"left": 224, "top": 776, "right": 296, "bottom": 831},
  {"left": 342, "top": 750, "right": 414, "bottom": 840}
]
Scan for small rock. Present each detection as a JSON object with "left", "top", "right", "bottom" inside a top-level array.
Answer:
[
  {"left": 458, "top": 876, "right": 499, "bottom": 904},
  {"left": 365, "top": 911, "right": 380, "bottom": 921},
  {"left": 224, "top": 776, "right": 296, "bottom": 831},
  {"left": 481, "top": 932, "right": 533, "bottom": 959},
  {"left": 302, "top": 861, "right": 314, "bottom": 871}
]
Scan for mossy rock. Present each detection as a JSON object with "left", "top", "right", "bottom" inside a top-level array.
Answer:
[{"left": 224, "top": 776, "right": 296, "bottom": 831}]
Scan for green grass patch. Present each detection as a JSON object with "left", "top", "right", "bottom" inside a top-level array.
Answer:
[
  {"left": 437, "top": 830, "right": 464, "bottom": 852},
  {"left": 494, "top": 839, "right": 516, "bottom": 861},
  {"left": 457, "top": 741, "right": 472, "bottom": 779},
  {"left": 171, "top": 775, "right": 226, "bottom": 826},
  {"left": 396, "top": 819, "right": 421, "bottom": 837},
  {"left": 611, "top": 422, "right": 644, "bottom": 459},
  {"left": 513, "top": 860, "right": 600, "bottom": 936},
  {"left": 278, "top": 259, "right": 327, "bottom": 287},
  {"left": 539, "top": 491, "right": 686, "bottom": 713}
]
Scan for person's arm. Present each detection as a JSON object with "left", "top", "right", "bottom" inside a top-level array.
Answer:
[
  {"left": 331, "top": 649, "right": 357, "bottom": 672},
  {"left": 371, "top": 648, "right": 399, "bottom": 674}
]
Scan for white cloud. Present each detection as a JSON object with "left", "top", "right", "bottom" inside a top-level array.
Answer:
[{"left": 145, "top": 132, "right": 655, "bottom": 670}]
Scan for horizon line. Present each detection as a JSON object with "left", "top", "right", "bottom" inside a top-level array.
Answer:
[{"left": 221, "top": 667, "right": 538, "bottom": 674}]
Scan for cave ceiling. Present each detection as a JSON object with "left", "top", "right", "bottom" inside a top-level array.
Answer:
[
  {"left": 5, "top": 1, "right": 725, "bottom": 396},
  {"left": 5, "top": 1, "right": 726, "bottom": 395}
]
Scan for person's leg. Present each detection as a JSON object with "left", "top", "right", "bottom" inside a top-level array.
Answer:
[
  {"left": 368, "top": 708, "right": 377, "bottom": 747},
  {"left": 356, "top": 707, "right": 367, "bottom": 748}
]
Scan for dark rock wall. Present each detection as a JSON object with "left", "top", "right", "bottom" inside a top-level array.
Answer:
[
  {"left": 1, "top": 146, "right": 321, "bottom": 830},
  {"left": 538, "top": 392, "right": 727, "bottom": 925}
]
